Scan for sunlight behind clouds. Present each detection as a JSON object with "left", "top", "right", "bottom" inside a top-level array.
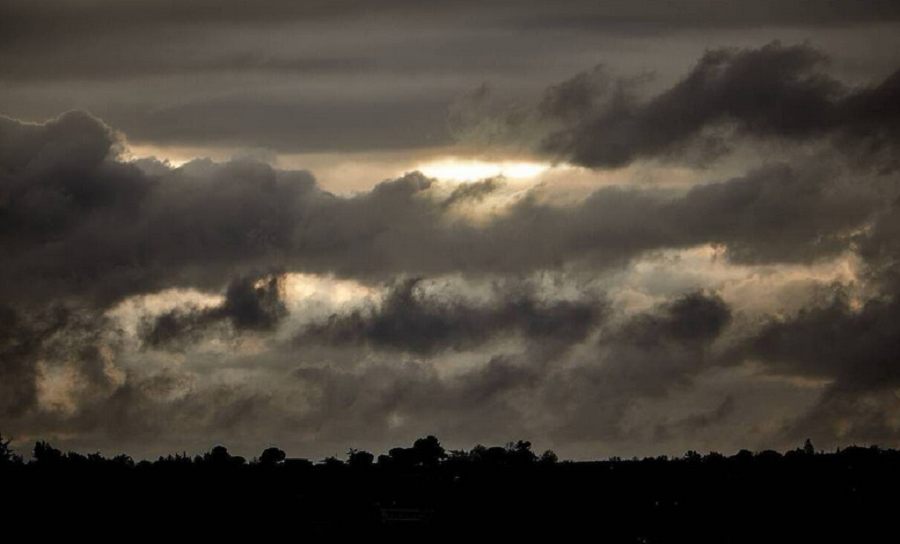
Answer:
[{"left": 416, "top": 158, "right": 553, "bottom": 182}]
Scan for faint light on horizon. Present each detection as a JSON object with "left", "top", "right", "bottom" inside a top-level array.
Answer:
[{"left": 416, "top": 158, "right": 552, "bottom": 182}]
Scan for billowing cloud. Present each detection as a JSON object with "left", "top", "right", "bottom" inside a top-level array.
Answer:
[
  {"left": 546, "top": 43, "right": 900, "bottom": 168},
  {"left": 0, "top": 110, "right": 886, "bottom": 313},
  {"left": 140, "top": 275, "right": 287, "bottom": 350},
  {"left": 296, "top": 277, "right": 604, "bottom": 355},
  {"left": 0, "top": 304, "right": 120, "bottom": 420},
  {"left": 725, "top": 199, "right": 900, "bottom": 446},
  {"left": 3, "top": 35, "right": 900, "bottom": 460},
  {"left": 455, "top": 43, "right": 900, "bottom": 169}
]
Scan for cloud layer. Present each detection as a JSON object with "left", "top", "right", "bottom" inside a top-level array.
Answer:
[{"left": 2, "top": 41, "right": 900, "bottom": 459}]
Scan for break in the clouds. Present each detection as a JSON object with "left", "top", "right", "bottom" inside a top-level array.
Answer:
[{"left": 2, "top": 4, "right": 900, "bottom": 461}]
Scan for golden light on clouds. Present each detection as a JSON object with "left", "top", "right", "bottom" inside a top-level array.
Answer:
[
  {"left": 283, "top": 273, "right": 375, "bottom": 308},
  {"left": 416, "top": 158, "right": 553, "bottom": 182}
]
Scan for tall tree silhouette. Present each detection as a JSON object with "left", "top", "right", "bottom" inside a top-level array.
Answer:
[{"left": 0, "top": 432, "right": 18, "bottom": 465}]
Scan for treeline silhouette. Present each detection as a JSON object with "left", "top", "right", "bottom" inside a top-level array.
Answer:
[{"left": 2, "top": 432, "right": 898, "bottom": 541}]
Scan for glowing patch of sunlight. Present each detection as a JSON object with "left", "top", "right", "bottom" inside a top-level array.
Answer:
[
  {"left": 416, "top": 158, "right": 552, "bottom": 182},
  {"left": 284, "top": 274, "right": 375, "bottom": 307}
]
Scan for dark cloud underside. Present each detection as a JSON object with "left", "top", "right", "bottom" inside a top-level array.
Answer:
[{"left": 0, "top": 106, "right": 886, "bottom": 310}]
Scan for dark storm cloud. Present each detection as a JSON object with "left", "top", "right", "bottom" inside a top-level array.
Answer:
[
  {"left": 296, "top": 278, "right": 604, "bottom": 355},
  {"left": 671, "top": 162, "right": 876, "bottom": 264},
  {"left": 140, "top": 275, "right": 287, "bottom": 350},
  {"left": 780, "top": 387, "right": 900, "bottom": 447},
  {"left": 584, "top": 291, "right": 732, "bottom": 399},
  {"left": 69, "top": 374, "right": 275, "bottom": 445},
  {"left": 0, "top": 290, "right": 729, "bottom": 458},
  {"left": 539, "top": 43, "right": 900, "bottom": 168},
  {"left": 0, "top": 304, "right": 119, "bottom": 419},
  {"left": 731, "top": 282, "right": 900, "bottom": 448},
  {"left": 280, "top": 290, "right": 734, "bottom": 451},
  {"left": 544, "top": 291, "right": 733, "bottom": 442},
  {"left": 286, "top": 354, "right": 544, "bottom": 448},
  {"left": 0, "top": 301, "right": 280, "bottom": 455},
  {"left": 452, "top": 43, "right": 900, "bottom": 169},
  {"left": 0, "top": 264, "right": 737, "bottom": 457},
  {"left": 0, "top": 111, "right": 884, "bottom": 311},
  {"left": 1, "top": 112, "right": 316, "bottom": 307},
  {"left": 616, "top": 291, "right": 733, "bottom": 349},
  {"left": 3, "top": 36, "right": 900, "bottom": 455},
  {"left": 15, "top": 367, "right": 279, "bottom": 457},
  {"left": 441, "top": 178, "right": 504, "bottom": 210},
  {"left": 0, "top": 305, "right": 52, "bottom": 418},
  {"left": 737, "top": 292, "right": 900, "bottom": 392},
  {"left": 3, "top": 2, "right": 899, "bottom": 154},
  {"left": 728, "top": 199, "right": 900, "bottom": 446}
]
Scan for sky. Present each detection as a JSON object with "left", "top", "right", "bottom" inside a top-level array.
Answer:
[{"left": 2, "top": 0, "right": 900, "bottom": 460}]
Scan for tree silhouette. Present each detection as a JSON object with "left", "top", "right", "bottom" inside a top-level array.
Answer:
[
  {"left": 202, "top": 445, "right": 246, "bottom": 466},
  {"left": 539, "top": 449, "right": 558, "bottom": 465},
  {"left": 347, "top": 448, "right": 374, "bottom": 469},
  {"left": 0, "top": 432, "right": 16, "bottom": 465},
  {"left": 498, "top": 440, "right": 539, "bottom": 465},
  {"left": 33, "top": 441, "right": 63, "bottom": 465},
  {"left": 2, "top": 432, "right": 899, "bottom": 540},
  {"left": 260, "top": 446, "right": 286, "bottom": 467},
  {"left": 412, "top": 435, "right": 446, "bottom": 467},
  {"left": 804, "top": 438, "right": 816, "bottom": 456}
]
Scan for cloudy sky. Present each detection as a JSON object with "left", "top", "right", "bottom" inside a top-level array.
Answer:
[{"left": 2, "top": 0, "right": 900, "bottom": 460}]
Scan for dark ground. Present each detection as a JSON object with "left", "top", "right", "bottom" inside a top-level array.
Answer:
[{"left": 1, "top": 435, "right": 896, "bottom": 541}]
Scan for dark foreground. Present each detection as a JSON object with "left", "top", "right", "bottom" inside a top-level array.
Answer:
[{"left": 2, "top": 435, "right": 898, "bottom": 541}]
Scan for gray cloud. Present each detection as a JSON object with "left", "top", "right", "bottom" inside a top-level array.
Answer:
[
  {"left": 737, "top": 292, "right": 900, "bottom": 392},
  {"left": 542, "top": 291, "right": 733, "bottom": 443},
  {"left": 571, "top": 291, "right": 732, "bottom": 399},
  {"left": 728, "top": 199, "right": 900, "bottom": 447},
  {"left": 296, "top": 277, "right": 604, "bottom": 355},
  {"left": 4, "top": 1, "right": 899, "bottom": 49},
  {"left": 653, "top": 395, "right": 737, "bottom": 443},
  {"left": 0, "top": 112, "right": 886, "bottom": 312},
  {"left": 546, "top": 42, "right": 839, "bottom": 166},
  {"left": 3, "top": 4, "right": 899, "bottom": 155},
  {"left": 441, "top": 178, "right": 505, "bottom": 210},
  {"left": 248, "top": 290, "right": 733, "bottom": 455},
  {"left": 731, "top": 284, "right": 900, "bottom": 448},
  {"left": 0, "top": 272, "right": 739, "bottom": 458},
  {"left": 3, "top": 36, "right": 900, "bottom": 457},
  {"left": 462, "top": 42, "right": 900, "bottom": 169},
  {"left": 114, "top": 97, "right": 454, "bottom": 153},
  {"left": 140, "top": 275, "right": 287, "bottom": 350},
  {"left": 0, "top": 304, "right": 120, "bottom": 420}
]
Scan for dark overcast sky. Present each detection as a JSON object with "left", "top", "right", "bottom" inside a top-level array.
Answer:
[{"left": 2, "top": 1, "right": 900, "bottom": 460}]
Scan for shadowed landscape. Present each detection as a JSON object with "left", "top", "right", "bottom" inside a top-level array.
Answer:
[{"left": 2, "top": 431, "right": 897, "bottom": 540}]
